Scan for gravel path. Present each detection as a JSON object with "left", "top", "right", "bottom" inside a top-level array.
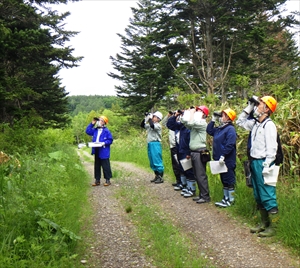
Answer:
[{"left": 80, "top": 152, "right": 299, "bottom": 268}]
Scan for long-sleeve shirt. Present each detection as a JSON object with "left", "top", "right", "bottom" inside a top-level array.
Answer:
[
  {"left": 236, "top": 112, "right": 277, "bottom": 164},
  {"left": 181, "top": 116, "right": 207, "bottom": 151},
  {"left": 141, "top": 119, "right": 162, "bottom": 143}
]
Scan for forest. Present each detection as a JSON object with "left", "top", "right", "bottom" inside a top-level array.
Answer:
[{"left": 0, "top": 0, "right": 300, "bottom": 266}]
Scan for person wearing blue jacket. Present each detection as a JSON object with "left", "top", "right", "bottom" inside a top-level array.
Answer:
[
  {"left": 167, "top": 110, "right": 196, "bottom": 198},
  {"left": 86, "top": 116, "right": 113, "bottom": 187},
  {"left": 206, "top": 108, "right": 237, "bottom": 207}
]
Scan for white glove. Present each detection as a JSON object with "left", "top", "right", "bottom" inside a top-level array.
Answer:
[
  {"left": 262, "top": 161, "right": 270, "bottom": 168},
  {"left": 219, "top": 156, "right": 225, "bottom": 165},
  {"left": 244, "top": 102, "right": 255, "bottom": 114},
  {"left": 99, "top": 142, "right": 105, "bottom": 147},
  {"left": 148, "top": 113, "right": 153, "bottom": 119},
  {"left": 144, "top": 115, "right": 150, "bottom": 121},
  {"left": 263, "top": 165, "right": 274, "bottom": 175},
  {"left": 212, "top": 112, "right": 221, "bottom": 122}
]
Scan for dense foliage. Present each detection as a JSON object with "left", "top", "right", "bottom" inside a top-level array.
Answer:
[
  {"left": 109, "top": 0, "right": 300, "bottom": 114},
  {"left": 0, "top": 0, "right": 82, "bottom": 128},
  {"left": 68, "top": 95, "right": 121, "bottom": 116}
]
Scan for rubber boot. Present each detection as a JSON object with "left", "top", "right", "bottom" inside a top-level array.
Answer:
[
  {"left": 154, "top": 172, "right": 164, "bottom": 184},
  {"left": 250, "top": 209, "right": 270, "bottom": 233},
  {"left": 258, "top": 213, "right": 278, "bottom": 237},
  {"left": 228, "top": 187, "right": 235, "bottom": 205},
  {"left": 151, "top": 171, "right": 159, "bottom": 183},
  {"left": 215, "top": 187, "right": 230, "bottom": 208},
  {"left": 184, "top": 179, "right": 196, "bottom": 197}
]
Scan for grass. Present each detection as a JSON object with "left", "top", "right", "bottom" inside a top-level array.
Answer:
[
  {"left": 0, "top": 142, "right": 93, "bottom": 267},
  {"left": 113, "top": 169, "right": 214, "bottom": 267},
  {"left": 111, "top": 132, "right": 300, "bottom": 256}
]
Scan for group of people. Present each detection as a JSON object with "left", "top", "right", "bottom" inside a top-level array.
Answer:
[
  {"left": 141, "top": 95, "right": 279, "bottom": 237},
  {"left": 85, "top": 95, "right": 280, "bottom": 237}
]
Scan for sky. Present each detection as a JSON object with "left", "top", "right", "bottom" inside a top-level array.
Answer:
[{"left": 56, "top": 0, "right": 300, "bottom": 96}]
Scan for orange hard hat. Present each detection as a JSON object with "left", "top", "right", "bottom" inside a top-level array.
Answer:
[
  {"left": 222, "top": 108, "right": 236, "bottom": 121},
  {"left": 260, "top": 96, "right": 277, "bottom": 113},
  {"left": 99, "top": 115, "right": 108, "bottom": 124}
]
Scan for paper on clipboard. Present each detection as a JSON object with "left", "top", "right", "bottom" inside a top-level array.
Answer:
[
  {"left": 88, "top": 142, "right": 103, "bottom": 147},
  {"left": 209, "top": 161, "right": 228, "bottom": 174},
  {"left": 180, "top": 158, "right": 192, "bottom": 171},
  {"left": 263, "top": 165, "right": 280, "bottom": 186}
]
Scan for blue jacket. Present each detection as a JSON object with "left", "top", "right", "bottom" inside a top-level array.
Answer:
[
  {"left": 86, "top": 123, "right": 113, "bottom": 159},
  {"left": 206, "top": 121, "right": 236, "bottom": 167},
  {"left": 167, "top": 116, "right": 191, "bottom": 158}
]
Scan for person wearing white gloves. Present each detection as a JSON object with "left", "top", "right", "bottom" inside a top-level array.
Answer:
[
  {"left": 141, "top": 111, "right": 165, "bottom": 183},
  {"left": 236, "top": 96, "right": 279, "bottom": 237},
  {"left": 86, "top": 116, "right": 113, "bottom": 186},
  {"left": 206, "top": 108, "right": 237, "bottom": 208}
]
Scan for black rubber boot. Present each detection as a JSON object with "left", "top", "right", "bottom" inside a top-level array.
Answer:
[
  {"left": 154, "top": 172, "right": 164, "bottom": 184},
  {"left": 151, "top": 171, "right": 159, "bottom": 183}
]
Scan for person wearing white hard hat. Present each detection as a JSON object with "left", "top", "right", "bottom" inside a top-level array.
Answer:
[{"left": 140, "top": 111, "right": 165, "bottom": 183}]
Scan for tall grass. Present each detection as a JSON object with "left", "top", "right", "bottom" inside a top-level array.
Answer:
[
  {"left": 0, "top": 127, "right": 92, "bottom": 267},
  {"left": 111, "top": 130, "right": 300, "bottom": 255}
]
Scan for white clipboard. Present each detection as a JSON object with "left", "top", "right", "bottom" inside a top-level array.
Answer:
[
  {"left": 209, "top": 161, "right": 228, "bottom": 174},
  {"left": 263, "top": 165, "right": 280, "bottom": 186},
  {"left": 180, "top": 158, "right": 192, "bottom": 171},
  {"left": 88, "top": 142, "right": 103, "bottom": 147}
]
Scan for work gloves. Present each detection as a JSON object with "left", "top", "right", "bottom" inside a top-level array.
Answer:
[
  {"left": 262, "top": 161, "right": 272, "bottom": 175},
  {"left": 145, "top": 113, "right": 153, "bottom": 122},
  {"left": 212, "top": 111, "right": 221, "bottom": 122},
  {"left": 244, "top": 96, "right": 259, "bottom": 114},
  {"left": 219, "top": 156, "right": 225, "bottom": 165}
]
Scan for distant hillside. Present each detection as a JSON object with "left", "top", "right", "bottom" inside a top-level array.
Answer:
[{"left": 68, "top": 95, "right": 121, "bottom": 116}]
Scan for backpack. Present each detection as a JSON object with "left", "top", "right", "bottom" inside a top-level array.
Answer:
[
  {"left": 247, "top": 119, "right": 284, "bottom": 166},
  {"left": 262, "top": 120, "right": 283, "bottom": 165}
]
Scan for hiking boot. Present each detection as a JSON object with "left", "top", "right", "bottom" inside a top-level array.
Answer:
[
  {"left": 250, "top": 223, "right": 267, "bottom": 233},
  {"left": 172, "top": 182, "right": 178, "bottom": 186},
  {"left": 196, "top": 198, "right": 210, "bottom": 204},
  {"left": 92, "top": 181, "right": 100, "bottom": 186},
  {"left": 154, "top": 175, "right": 164, "bottom": 184},
  {"left": 184, "top": 190, "right": 195, "bottom": 198},
  {"left": 192, "top": 196, "right": 200, "bottom": 201},
  {"left": 104, "top": 181, "right": 111, "bottom": 186}
]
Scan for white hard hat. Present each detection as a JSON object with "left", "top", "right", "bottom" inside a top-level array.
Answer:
[{"left": 153, "top": 111, "right": 163, "bottom": 120}]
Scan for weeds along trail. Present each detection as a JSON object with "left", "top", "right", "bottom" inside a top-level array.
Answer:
[{"left": 79, "top": 150, "right": 299, "bottom": 267}]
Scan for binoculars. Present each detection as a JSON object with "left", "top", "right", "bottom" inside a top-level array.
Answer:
[
  {"left": 248, "top": 96, "right": 259, "bottom": 105},
  {"left": 144, "top": 112, "right": 150, "bottom": 116},
  {"left": 93, "top": 117, "right": 99, "bottom": 121}
]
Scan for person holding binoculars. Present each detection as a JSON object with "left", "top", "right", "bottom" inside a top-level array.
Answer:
[
  {"left": 206, "top": 108, "right": 237, "bottom": 208},
  {"left": 236, "top": 95, "right": 279, "bottom": 237},
  {"left": 86, "top": 115, "right": 113, "bottom": 187},
  {"left": 141, "top": 111, "right": 165, "bottom": 184}
]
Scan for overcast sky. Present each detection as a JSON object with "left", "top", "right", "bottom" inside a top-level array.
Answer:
[{"left": 56, "top": 0, "right": 300, "bottom": 96}]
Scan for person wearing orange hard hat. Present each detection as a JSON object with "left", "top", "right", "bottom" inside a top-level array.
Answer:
[
  {"left": 86, "top": 115, "right": 113, "bottom": 187},
  {"left": 206, "top": 107, "right": 237, "bottom": 208},
  {"left": 237, "top": 95, "right": 279, "bottom": 237}
]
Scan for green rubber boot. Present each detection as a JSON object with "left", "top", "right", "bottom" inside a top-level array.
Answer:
[
  {"left": 258, "top": 214, "right": 279, "bottom": 237},
  {"left": 250, "top": 209, "right": 270, "bottom": 233}
]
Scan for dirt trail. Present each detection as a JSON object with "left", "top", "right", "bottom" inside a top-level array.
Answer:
[{"left": 80, "top": 151, "right": 299, "bottom": 268}]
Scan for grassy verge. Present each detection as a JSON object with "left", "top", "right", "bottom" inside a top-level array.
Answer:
[{"left": 0, "top": 144, "right": 92, "bottom": 267}]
